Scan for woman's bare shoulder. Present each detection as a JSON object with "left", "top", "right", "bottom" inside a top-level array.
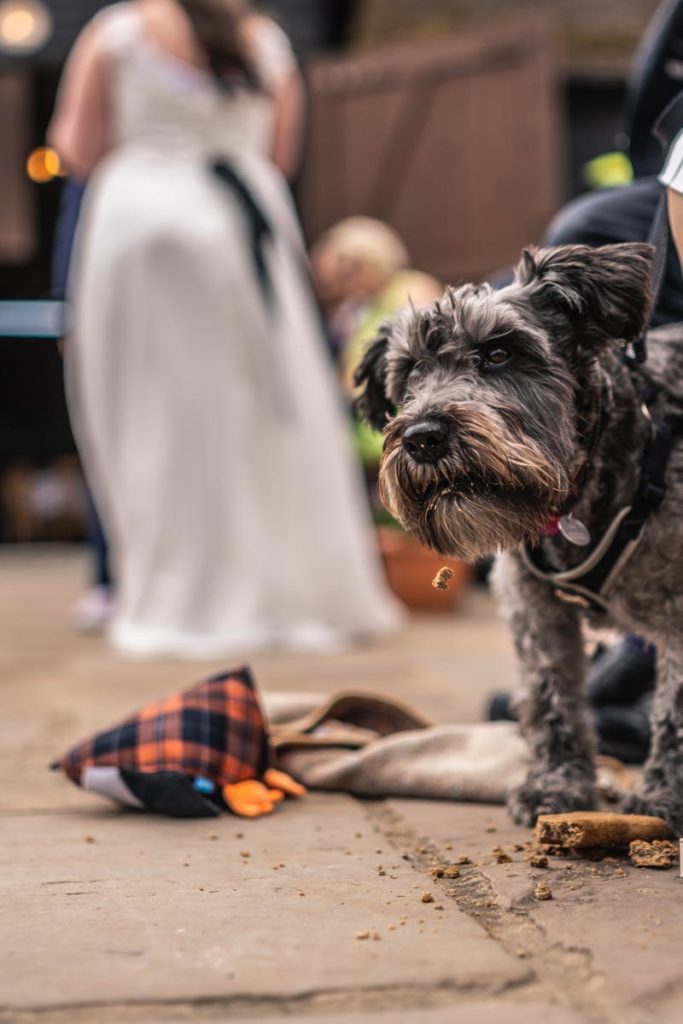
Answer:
[{"left": 242, "top": 14, "right": 296, "bottom": 88}]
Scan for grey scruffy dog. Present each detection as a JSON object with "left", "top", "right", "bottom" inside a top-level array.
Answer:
[{"left": 354, "top": 242, "right": 683, "bottom": 832}]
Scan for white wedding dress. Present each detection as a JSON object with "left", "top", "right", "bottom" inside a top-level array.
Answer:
[{"left": 68, "top": 3, "right": 401, "bottom": 657}]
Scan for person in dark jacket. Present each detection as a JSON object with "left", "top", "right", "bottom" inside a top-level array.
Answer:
[
  {"left": 490, "top": 1, "right": 683, "bottom": 755},
  {"left": 545, "top": 0, "right": 683, "bottom": 327}
]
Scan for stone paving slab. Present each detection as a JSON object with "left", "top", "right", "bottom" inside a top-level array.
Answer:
[
  {"left": 5, "top": 550, "right": 683, "bottom": 1024},
  {"left": 0, "top": 795, "right": 530, "bottom": 1015},
  {"left": 228, "top": 1003, "right": 588, "bottom": 1024},
  {"left": 106, "top": 1001, "right": 587, "bottom": 1024},
  {"left": 388, "top": 799, "right": 683, "bottom": 1024}
]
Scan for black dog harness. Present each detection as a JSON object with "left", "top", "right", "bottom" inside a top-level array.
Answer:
[{"left": 521, "top": 411, "right": 683, "bottom": 613}]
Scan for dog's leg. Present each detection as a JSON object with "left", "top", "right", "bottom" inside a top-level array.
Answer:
[
  {"left": 621, "top": 643, "right": 683, "bottom": 833},
  {"left": 493, "top": 554, "right": 597, "bottom": 826}
]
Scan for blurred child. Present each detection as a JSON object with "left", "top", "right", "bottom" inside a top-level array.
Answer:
[{"left": 310, "top": 216, "right": 442, "bottom": 395}]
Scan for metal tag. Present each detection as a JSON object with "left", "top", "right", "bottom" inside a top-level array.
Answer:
[{"left": 558, "top": 514, "right": 591, "bottom": 547}]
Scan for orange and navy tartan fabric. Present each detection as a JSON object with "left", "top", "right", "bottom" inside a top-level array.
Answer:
[{"left": 55, "top": 666, "right": 269, "bottom": 787}]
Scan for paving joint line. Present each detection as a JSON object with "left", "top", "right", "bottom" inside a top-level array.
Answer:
[{"left": 361, "top": 799, "right": 628, "bottom": 1024}]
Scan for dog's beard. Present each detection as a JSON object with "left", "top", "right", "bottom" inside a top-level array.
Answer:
[{"left": 379, "top": 407, "right": 571, "bottom": 561}]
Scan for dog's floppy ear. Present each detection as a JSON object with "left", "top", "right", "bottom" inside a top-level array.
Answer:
[
  {"left": 354, "top": 333, "right": 395, "bottom": 430},
  {"left": 514, "top": 242, "right": 654, "bottom": 347}
]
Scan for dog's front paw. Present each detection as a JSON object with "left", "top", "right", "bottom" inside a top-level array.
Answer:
[
  {"left": 620, "top": 790, "right": 681, "bottom": 835},
  {"left": 507, "top": 774, "right": 597, "bottom": 827}
]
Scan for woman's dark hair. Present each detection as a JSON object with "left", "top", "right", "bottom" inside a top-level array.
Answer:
[{"left": 175, "top": 0, "right": 262, "bottom": 89}]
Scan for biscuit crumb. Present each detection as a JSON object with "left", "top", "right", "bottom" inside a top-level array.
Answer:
[
  {"left": 533, "top": 882, "right": 553, "bottom": 901},
  {"left": 528, "top": 853, "right": 548, "bottom": 868},
  {"left": 356, "top": 930, "right": 370, "bottom": 940},
  {"left": 629, "top": 839, "right": 678, "bottom": 869},
  {"left": 456, "top": 855, "right": 471, "bottom": 865},
  {"left": 443, "top": 865, "right": 460, "bottom": 878},
  {"left": 491, "top": 845, "right": 512, "bottom": 864},
  {"left": 421, "top": 891, "right": 434, "bottom": 903},
  {"left": 84, "top": 835, "right": 95, "bottom": 844},
  {"left": 432, "top": 566, "right": 454, "bottom": 590},
  {"left": 430, "top": 866, "right": 445, "bottom": 879}
]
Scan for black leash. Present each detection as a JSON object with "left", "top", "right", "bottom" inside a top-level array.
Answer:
[
  {"left": 627, "top": 88, "right": 683, "bottom": 364},
  {"left": 627, "top": 191, "right": 669, "bottom": 364},
  {"left": 523, "top": 413, "right": 683, "bottom": 613}
]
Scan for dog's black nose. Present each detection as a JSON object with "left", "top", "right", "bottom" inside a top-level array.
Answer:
[{"left": 403, "top": 419, "right": 449, "bottom": 463}]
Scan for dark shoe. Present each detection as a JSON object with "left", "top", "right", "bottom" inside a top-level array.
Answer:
[
  {"left": 591, "top": 694, "right": 652, "bottom": 764},
  {"left": 486, "top": 691, "right": 652, "bottom": 765},
  {"left": 487, "top": 691, "right": 517, "bottom": 722},
  {"left": 587, "top": 638, "right": 656, "bottom": 707}
]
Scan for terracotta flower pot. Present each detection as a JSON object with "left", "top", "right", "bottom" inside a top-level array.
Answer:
[{"left": 377, "top": 526, "right": 471, "bottom": 612}]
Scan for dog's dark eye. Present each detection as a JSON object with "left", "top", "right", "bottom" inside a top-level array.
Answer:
[{"left": 482, "top": 345, "right": 511, "bottom": 368}]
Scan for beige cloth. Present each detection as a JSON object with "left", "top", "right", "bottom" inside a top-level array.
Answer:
[{"left": 265, "top": 691, "right": 631, "bottom": 804}]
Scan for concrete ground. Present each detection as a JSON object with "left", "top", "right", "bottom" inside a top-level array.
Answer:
[{"left": 1, "top": 548, "right": 683, "bottom": 1024}]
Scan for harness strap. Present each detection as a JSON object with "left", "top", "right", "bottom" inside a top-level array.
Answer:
[{"left": 522, "top": 415, "right": 683, "bottom": 612}]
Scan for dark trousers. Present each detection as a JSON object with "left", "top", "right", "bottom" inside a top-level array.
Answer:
[{"left": 53, "top": 180, "right": 113, "bottom": 590}]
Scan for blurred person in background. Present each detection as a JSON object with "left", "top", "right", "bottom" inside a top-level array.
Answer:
[
  {"left": 311, "top": 216, "right": 441, "bottom": 494},
  {"left": 489, "top": 0, "right": 683, "bottom": 758},
  {"left": 311, "top": 216, "right": 441, "bottom": 390},
  {"left": 49, "top": 0, "right": 400, "bottom": 658},
  {"left": 52, "top": 177, "right": 115, "bottom": 634},
  {"left": 539, "top": 0, "right": 683, "bottom": 712}
]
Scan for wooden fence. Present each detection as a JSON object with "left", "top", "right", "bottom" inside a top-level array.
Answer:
[{"left": 298, "top": 13, "right": 562, "bottom": 284}]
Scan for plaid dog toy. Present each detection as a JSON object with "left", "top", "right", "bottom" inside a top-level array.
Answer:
[{"left": 51, "top": 667, "right": 303, "bottom": 817}]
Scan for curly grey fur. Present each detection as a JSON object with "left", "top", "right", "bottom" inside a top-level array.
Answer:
[{"left": 355, "top": 242, "right": 683, "bottom": 832}]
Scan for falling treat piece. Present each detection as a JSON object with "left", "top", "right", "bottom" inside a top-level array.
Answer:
[
  {"left": 536, "top": 811, "right": 669, "bottom": 849},
  {"left": 432, "top": 566, "right": 455, "bottom": 590},
  {"left": 629, "top": 839, "right": 678, "bottom": 869}
]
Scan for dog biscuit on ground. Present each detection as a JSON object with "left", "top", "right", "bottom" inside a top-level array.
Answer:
[
  {"left": 432, "top": 566, "right": 454, "bottom": 590},
  {"left": 535, "top": 811, "right": 669, "bottom": 848}
]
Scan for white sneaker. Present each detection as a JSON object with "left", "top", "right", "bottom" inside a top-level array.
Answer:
[{"left": 72, "top": 586, "right": 115, "bottom": 634}]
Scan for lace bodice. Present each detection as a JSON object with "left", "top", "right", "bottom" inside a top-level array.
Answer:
[{"left": 96, "top": 3, "right": 295, "bottom": 159}]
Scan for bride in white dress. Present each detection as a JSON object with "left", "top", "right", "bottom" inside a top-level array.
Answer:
[{"left": 50, "top": 0, "right": 401, "bottom": 657}]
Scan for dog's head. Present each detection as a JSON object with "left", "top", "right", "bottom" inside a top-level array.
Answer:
[{"left": 354, "top": 243, "right": 653, "bottom": 560}]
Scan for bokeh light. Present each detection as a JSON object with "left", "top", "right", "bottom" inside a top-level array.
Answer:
[
  {"left": 0, "top": 0, "right": 52, "bottom": 54},
  {"left": 26, "top": 146, "right": 63, "bottom": 184}
]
